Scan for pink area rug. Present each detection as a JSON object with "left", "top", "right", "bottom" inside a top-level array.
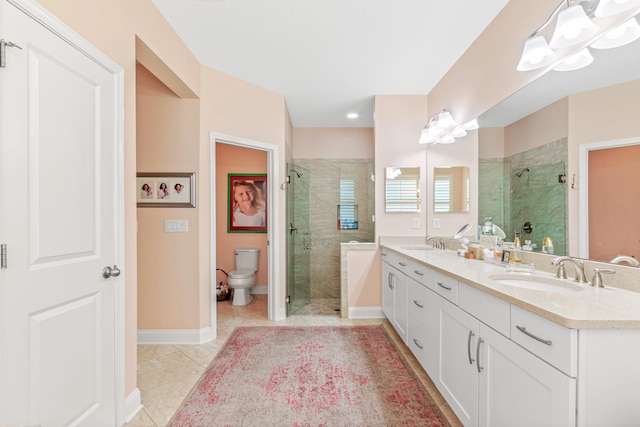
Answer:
[{"left": 168, "top": 325, "right": 449, "bottom": 426}]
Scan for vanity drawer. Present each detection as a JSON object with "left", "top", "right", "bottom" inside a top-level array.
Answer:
[
  {"left": 406, "top": 260, "right": 435, "bottom": 287},
  {"left": 458, "top": 281, "right": 510, "bottom": 337},
  {"left": 433, "top": 271, "right": 458, "bottom": 304},
  {"left": 511, "top": 305, "right": 578, "bottom": 377},
  {"left": 408, "top": 280, "right": 438, "bottom": 336},
  {"left": 381, "top": 249, "right": 411, "bottom": 274}
]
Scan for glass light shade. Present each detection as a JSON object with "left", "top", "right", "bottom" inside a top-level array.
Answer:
[
  {"left": 549, "top": 5, "right": 599, "bottom": 49},
  {"left": 553, "top": 48, "right": 594, "bottom": 71},
  {"left": 451, "top": 126, "right": 467, "bottom": 138},
  {"left": 595, "top": 0, "right": 640, "bottom": 17},
  {"left": 517, "top": 35, "right": 558, "bottom": 71},
  {"left": 436, "top": 110, "right": 457, "bottom": 129},
  {"left": 419, "top": 126, "right": 438, "bottom": 144},
  {"left": 438, "top": 134, "right": 456, "bottom": 144},
  {"left": 591, "top": 18, "right": 640, "bottom": 49},
  {"left": 463, "top": 118, "right": 479, "bottom": 130}
]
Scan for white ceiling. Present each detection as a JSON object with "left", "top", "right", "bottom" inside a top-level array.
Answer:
[{"left": 151, "top": 0, "right": 510, "bottom": 128}]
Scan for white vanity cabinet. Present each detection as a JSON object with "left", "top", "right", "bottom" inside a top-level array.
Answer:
[
  {"left": 381, "top": 249, "right": 408, "bottom": 343},
  {"left": 380, "top": 245, "right": 640, "bottom": 426},
  {"left": 438, "top": 283, "right": 576, "bottom": 427}
]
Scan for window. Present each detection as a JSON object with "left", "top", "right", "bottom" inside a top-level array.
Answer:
[
  {"left": 338, "top": 179, "right": 358, "bottom": 230},
  {"left": 434, "top": 174, "right": 452, "bottom": 213}
]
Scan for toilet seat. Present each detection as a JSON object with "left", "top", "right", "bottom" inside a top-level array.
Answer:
[{"left": 228, "top": 270, "right": 255, "bottom": 279}]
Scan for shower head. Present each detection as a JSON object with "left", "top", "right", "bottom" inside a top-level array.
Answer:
[
  {"left": 290, "top": 169, "right": 302, "bottom": 178},
  {"left": 514, "top": 167, "right": 530, "bottom": 178}
]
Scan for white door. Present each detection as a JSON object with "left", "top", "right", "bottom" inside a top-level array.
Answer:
[{"left": 0, "top": 1, "right": 123, "bottom": 426}]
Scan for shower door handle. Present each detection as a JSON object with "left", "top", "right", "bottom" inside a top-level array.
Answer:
[{"left": 289, "top": 223, "right": 298, "bottom": 235}]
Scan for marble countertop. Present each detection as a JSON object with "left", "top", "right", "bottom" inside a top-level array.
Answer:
[{"left": 380, "top": 237, "right": 640, "bottom": 330}]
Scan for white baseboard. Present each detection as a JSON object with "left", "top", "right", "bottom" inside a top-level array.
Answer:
[
  {"left": 124, "top": 388, "right": 143, "bottom": 423},
  {"left": 137, "top": 327, "right": 213, "bottom": 345},
  {"left": 348, "top": 306, "right": 385, "bottom": 319}
]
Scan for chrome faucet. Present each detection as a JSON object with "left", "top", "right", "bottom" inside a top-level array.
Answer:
[
  {"left": 426, "top": 236, "right": 446, "bottom": 250},
  {"left": 551, "top": 256, "right": 588, "bottom": 283}
]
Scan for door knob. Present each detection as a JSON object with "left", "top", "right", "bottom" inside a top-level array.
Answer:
[{"left": 102, "top": 265, "right": 121, "bottom": 279}]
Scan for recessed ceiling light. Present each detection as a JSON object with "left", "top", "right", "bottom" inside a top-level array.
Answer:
[{"left": 346, "top": 113, "right": 359, "bottom": 119}]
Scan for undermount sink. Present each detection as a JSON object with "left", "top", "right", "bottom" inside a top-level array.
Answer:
[{"left": 489, "top": 273, "right": 585, "bottom": 292}]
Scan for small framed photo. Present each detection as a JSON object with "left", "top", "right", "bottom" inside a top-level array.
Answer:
[
  {"left": 228, "top": 174, "right": 267, "bottom": 233},
  {"left": 501, "top": 250, "right": 511, "bottom": 263},
  {"left": 137, "top": 173, "right": 195, "bottom": 208}
]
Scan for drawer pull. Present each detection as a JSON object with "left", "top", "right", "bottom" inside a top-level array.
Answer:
[
  {"left": 476, "top": 338, "right": 484, "bottom": 373},
  {"left": 413, "top": 299, "right": 424, "bottom": 308},
  {"left": 414, "top": 270, "right": 424, "bottom": 276},
  {"left": 398, "top": 261, "right": 407, "bottom": 267},
  {"left": 437, "top": 281, "right": 452, "bottom": 291},
  {"left": 516, "top": 325, "right": 552, "bottom": 346},
  {"left": 381, "top": 252, "right": 387, "bottom": 256},
  {"left": 413, "top": 338, "right": 424, "bottom": 350},
  {"left": 467, "top": 330, "right": 475, "bottom": 364}
]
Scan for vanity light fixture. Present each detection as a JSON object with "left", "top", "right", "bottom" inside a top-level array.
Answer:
[
  {"left": 595, "top": 0, "right": 640, "bottom": 17},
  {"left": 418, "top": 110, "right": 478, "bottom": 145},
  {"left": 590, "top": 17, "right": 640, "bottom": 48},
  {"left": 517, "top": 0, "right": 640, "bottom": 72}
]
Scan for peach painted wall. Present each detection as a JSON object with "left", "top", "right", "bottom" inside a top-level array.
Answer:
[
  {"left": 347, "top": 251, "right": 382, "bottom": 307},
  {"left": 478, "top": 128, "right": 505, "bottom": 159},
  {"left": 292, "top": 128, "right": 374, "bottom": 159},
  {"left": 374, "top": 95, "right": 429, "bottom": 237},
  {"left": 504, "top": 98, "right": 568, "bottom": 158},
  {"left": 136, "top": 64, "right": 201, "bottom": 330},
  {"left": 36, "top": 0, "right": 202, "bottom": 397},
  {"left": 199, "top": 66, "right": 288, "bottom": 314},
  {"left": 215, "top": 144, "right": 268, "bottom": 286},
  {"left": 588, "top": 145, "right": 640, "bottom": 262}
]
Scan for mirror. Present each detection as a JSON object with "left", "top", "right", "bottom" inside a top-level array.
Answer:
[
  {"left": 385, "top": 167, "right": 420, "bottom": 213},
  {"left": 434, "top": 166, "right": 470, "bottom": 213},
  {"left": 477, "top": 17, "right": 640, "bottom": 264}
]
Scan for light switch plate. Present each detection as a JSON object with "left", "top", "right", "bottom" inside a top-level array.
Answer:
[
  {"left": 433, "top": 218, "right": 441, "bottom": 229},
  {"left": 164, "top": 220, "right": 188, "bottom": 233},
  {"left": 412, "top": 218, "right": 420, "bottom": 229}
]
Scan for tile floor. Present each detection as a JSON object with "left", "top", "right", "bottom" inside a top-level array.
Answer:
[{"left": 126, "top": 296, "right": 462, "bottom": 426}]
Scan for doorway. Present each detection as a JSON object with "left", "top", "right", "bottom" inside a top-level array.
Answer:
[
  {"left": 210, "top": 133, "right": 283, "bottom": 326},
  {"left": 286, "top": 164, "right": 311, "bottom": 316}
]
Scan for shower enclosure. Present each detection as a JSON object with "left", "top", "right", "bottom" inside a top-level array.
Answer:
[{"left": 286, "top": 165, "right": 311, "bottom": 316}]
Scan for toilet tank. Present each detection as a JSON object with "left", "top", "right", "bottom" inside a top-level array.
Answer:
[{"left": 235, "top": 248, "right": 260, "bottom": 271}]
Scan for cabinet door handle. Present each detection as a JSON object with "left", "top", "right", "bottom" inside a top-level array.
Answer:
[
  {"left": 413, "top": 299, "right": 424, "bottom": 308},
  {"left": 437, "top": 281, "right": 452, "bottom": 291},
  {"left": 388, "top": 272, "right": 394, "bottom": 289},
  {"left": 413, "top": 338, "right": 424, "bottom": 349},
  {"left": 414, "top": 270, "right": 424, "bottom": 276},
  {"left": 516, "top": 325, "right": 552, "bottom": 346},
  {"left": 398, "top": 261, "right": 407, "bottom": 267},
  {"left": 467, "top": 330, "right": 475, "bottom": 364},
  {"left": 476, "top": 338, "right": 484, "bottom": 373}
]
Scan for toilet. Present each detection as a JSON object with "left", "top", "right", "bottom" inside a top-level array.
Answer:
[{"left": 227, "top": 248, "right": 260, "bottom": 306}]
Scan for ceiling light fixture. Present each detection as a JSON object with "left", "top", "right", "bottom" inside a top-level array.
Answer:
[
  {"left": 346, "top": 112, "right": 359, "bottom": 119},
  {"left": 517, "top": 0, "right": 640, "bottom": 73},
  {"left": 418, "top": 110, "right": 477, "bottom": 145}
]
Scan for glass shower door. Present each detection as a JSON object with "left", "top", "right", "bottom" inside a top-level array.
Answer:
[{"left": 286, "top": 165, "right": 310, "bottom": 316}]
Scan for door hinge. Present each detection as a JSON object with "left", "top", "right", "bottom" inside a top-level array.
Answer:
[
  {"left": 0, "top": 39, "right": 23, "bottom": 68},
  {"left": 285, "top": 295, "right": 291, "bottom": 304},
  {"left": 1, "top": 244, "right": 7, "bottom": 269}
]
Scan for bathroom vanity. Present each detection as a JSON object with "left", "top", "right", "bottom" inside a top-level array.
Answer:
[{"left": 380, "top": 238, "right": 640, "bottom": 427}]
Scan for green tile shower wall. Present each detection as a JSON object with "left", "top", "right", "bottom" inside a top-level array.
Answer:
[
  {"left": 293, "top": 159, "right": 374, "bottom": 299},
  {"left": 479, "top": 138, "right": 567, "bottom": 255}
]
